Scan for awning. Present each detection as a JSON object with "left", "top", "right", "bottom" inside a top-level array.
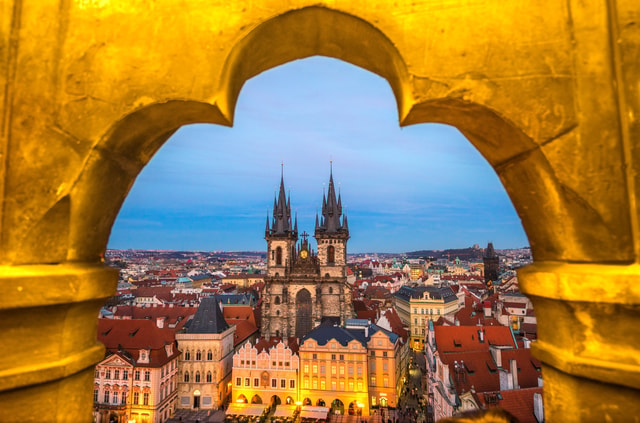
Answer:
[
  {"left": 273, "top": 405, "right": 297, "bottom": 417},
  {"left": 300, "top": 406, "right": 329, "bottom": 420},
  {"left": 226, "top": 403, "right": 267, "bottom": 416}
]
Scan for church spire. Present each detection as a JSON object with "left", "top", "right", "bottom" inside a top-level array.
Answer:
[
  {"left": 315, "top": 162, "right": 348, "bottom": 236},
  {"left": 268, "top": 164, "right": 294, "bottom": 236}
]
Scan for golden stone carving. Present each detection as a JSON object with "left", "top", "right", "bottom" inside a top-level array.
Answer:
[{"left": 1, "top": 0, "right": 639, "bottom": 421}]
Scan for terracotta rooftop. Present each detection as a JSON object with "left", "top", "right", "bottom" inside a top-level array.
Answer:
[{"left": 433, "top": 325, "right": 516, "bottom": 353}]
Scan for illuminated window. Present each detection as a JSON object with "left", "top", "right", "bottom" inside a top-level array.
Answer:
[
  {"left": 304, "top": 364, "right": 309, "bottom": 373},
  {"left": 331, "top": 366, "right": 336, "bottom": 375},
  {"left": 320, "top": 380, "right": 326, "bottom": 390},
  {"left": 313, "top": 365, "right": 318, "bottom": 374},
  {"left": 304, "top": 379, "right": 309, "bottom": 389},
  {"left": 331, "top": 381, "right": 337, "bottom": 390},
  {"left": 339, "top": 381, "right": 345, "bottom": 390},
  {"left": 384, "top": 377, "right": 389, "bottom": 387},
  {"left": 312, "top": 379, "right": 318, "bottom": 389},
  {"left": 348, "top": 381, "right": 354, "bottom": 391},
  {"left": 371, "top": 376, "right": 376, "bottom": 386},
  {"left": 357, "top": 382, "right": 363, "bottom": 391}
]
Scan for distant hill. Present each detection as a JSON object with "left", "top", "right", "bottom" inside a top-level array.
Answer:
[{"left": 405, "top": 247, "right": 483, "bottom": 260}]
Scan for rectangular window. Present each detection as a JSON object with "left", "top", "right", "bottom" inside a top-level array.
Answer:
[
  {"left": 304, "top": 379, "right": 309, "bottom": 389},
  {"left": 370, "top": 351, "right": 375, "bottom": 357},
  {"left": 254, "top": 378, "right": 259, "bottom": 387},
  {"left": 236, "top": 377, "right": 241, "bottom": 386},
  {"left": 280, "top": 379, "right": 286, "bottom": 388},
  {"left": 112, "top": 392, "right": 118, "bottom": 404},
  {"left": 383, "top": 351, "right": 388, "bottom": 357},
  {"left": 384, "top": 377, "right": 389, "bottom": 387},
  {"left": 114, "top": 370, "right": 120, "bottom": 380},
  {"left": 348, "top": 381, "right": 354, "bottom": 391},
  {"left": 95, "top": 369, "right": 100, "bottom": 379},
  {"left": 320, "top": 365, "right": 325, "bottom": 374},
  {"left": 104, "top": 391, "right": 109, "bottom": 403},
  {"left": 304, "top": 364, "right": 309, "bottom": 373},
  {"left": 123, "top": 370, "right": 129, "bottom": 380},
  {"left": 340, "top": 366, "right": 345, "bottom": 375},
  {"left": 331, "top": 381, "right": 337, "bottom": 390},
  {"left": 241, "top": 360, "right": 245, "bottom": 365},
  {"left": 320, "top": 380, "right": 326, "bottom": 390},
  {"left": 143, "top": 392, "right": 149, "bottom": 405},
  {"left": 144, "top": 371, "right": 150, "bottom": 381},
  {"left": 134, "top": 370, "right": 140, "bottom": 381},
  {"left": 331, "top": 354, "right": 336, "bottom": 360},
  {"left": 357, "top": 366, "right": 362, "bottom": 376},
  {"left": 339, "top": 381, "right": 345, "bottom": 391},
  {"left": 339, "top": 355, "right": 344, "bottom": 360},
  {"left": 105, "top": 369, "right": 111, "bottom": 379},
  {"left": 357, "top": 382, "right": 363, "bottom": 391},
  {"left": 272, "top": 361, "right": 276, "bottom": 367},
  {"left": 348, "top": 366, "right": 354, "bottom": 375},
  {"left": 271, "top": 379, "right": 277, "bottom": 388},
  {"left": 245, "top": 378, "right": 250, "bottom": 387},
  {"left": 331, "top": 366, "right": 336, "bottom": 375},
  {"left": 289, "top": 380, "right": 295, "bottom": 389},
  {"left": 312, "top": 353, "right": 317, "bottom": 359},
  {"left": 93, "top": 390, "right": 98, "bottom": 402},
  {"left": 383, "top": 362, "right": 388, "bottom": 371},
  {"left": 121, "top": 391, "right": 127, "bottom": 404},
  {"left": 312, "top": 379, "right": 318, "bottom": 389},
  {"left": 371, "top": 376, "right": 376, "bottom": 386},
  {"left": 313, "top": 365, "right": 318, "bottom": 374},
  {"left": 134, "top": 392, "right": 139, "bottom": 405}
]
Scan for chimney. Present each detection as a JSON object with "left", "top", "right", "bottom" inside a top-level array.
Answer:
[
  {"left": 364, "top": 326, "right": 369, "bottom": 338},
  {"left": 510, "top": 359, "right": 519, "bottom": 389},
  {"left": 478, "top": 329, "right": 484, "bottom": 343},
  {"left": 483, "top": 301, "right": 491, "bottom": 318},
  {"left": 490, "top": 345, "right": 502, "bottom": 368},
  {"left": 533, "top": 392, "right": 544, "bottom": 423},
  {"left": 523, "top": 337, "right": 532, "bottom": 349}
]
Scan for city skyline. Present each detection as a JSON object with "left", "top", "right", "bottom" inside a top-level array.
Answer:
[{"left": 108, "top": 56, "right": 528, "bottom": 253}]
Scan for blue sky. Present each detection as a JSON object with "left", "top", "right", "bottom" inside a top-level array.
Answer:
[{"left": 108, "top": 57, "right": 528, "bottom": 253}]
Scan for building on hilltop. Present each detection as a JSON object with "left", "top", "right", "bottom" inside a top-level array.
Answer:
[
  {"left": 261, "top": 167, "right": 355, "bottom": 339},
  {"left": 483, "top": 242, "right": 500, "bottom": 287}
]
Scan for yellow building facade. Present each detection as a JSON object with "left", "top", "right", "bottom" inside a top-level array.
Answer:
[
  {"left": 299, "top": 329, "right": 369, "bottom": 416},
  {"left": 1, "top": 1, "right": 640, "bottom": 421}
]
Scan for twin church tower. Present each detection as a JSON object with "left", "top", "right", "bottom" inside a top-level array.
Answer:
[{"left": 261, "top": 166, "right": 355, "bottom": 339}]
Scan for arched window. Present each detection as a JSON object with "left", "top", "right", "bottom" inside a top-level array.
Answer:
[
  {"left": 195, "top": 371, "right": 201, "bottom": 383},
  {"left": 184, "top": 372, "right": 189, "bottom": 383},
  {"left": 327, "top": 245, "right": 335, "bottom": 264},
  {"left": 196, "top": 350, "right": 202, "bottom": 361},
  {"left": 276, "top": 246, "right": 282, "bottom": 265},
  {"left": 207, "top": 350, "right": 213, "bottom": 360},
  {"left": 184, "top": 350, "right": 191, "bottom": 360},
  {"left": 206, "top": 371, "right": 212, "bottom": 383},
  {"left": 275, "top": 296, "right": 280, "bottom": 305}
]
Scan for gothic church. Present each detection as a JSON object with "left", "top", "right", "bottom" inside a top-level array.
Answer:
[{"left": 261, "top": 168, "right": 355, "bottom": 339}]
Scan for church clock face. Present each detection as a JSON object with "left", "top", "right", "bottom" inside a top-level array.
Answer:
[{"left": 300, "top": 249, "right": 308, "bottom": 259}]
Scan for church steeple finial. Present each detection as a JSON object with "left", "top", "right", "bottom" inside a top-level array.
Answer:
[
  {"left": 315, "top": 161, "right": 348, "bottom": 237},
  {"left": 269, "top": 164, "right": 294, "bottom": 236}
]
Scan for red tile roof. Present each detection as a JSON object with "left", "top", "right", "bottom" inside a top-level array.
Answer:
[
  {"left": 478, "top": 387, "right": 543, "bottom": 423},
  {"left": 433, "top": 325, "right": 516, "bottom": 353}
]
